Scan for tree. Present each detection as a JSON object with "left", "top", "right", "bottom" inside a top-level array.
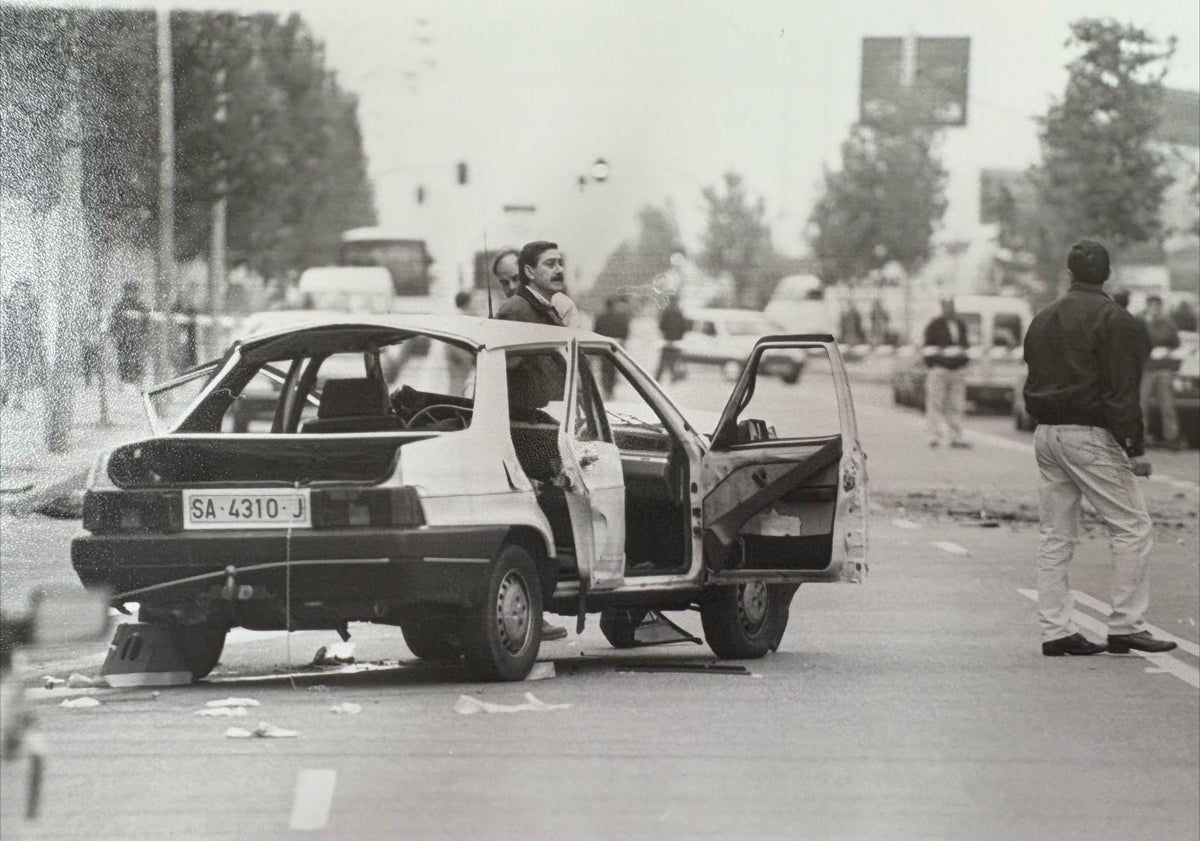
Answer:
[
  {"left": 807, "top": 111, "right": 948, "bottom": 286},
  {"left": 588, "top": 203, "right": 682, "bottom": 309},
  {"left": 698, "top": 171, "right": 777, "bottom": 307},
  {"left": 1032, "top": 19, "right": 1175, "bottom": 268}
]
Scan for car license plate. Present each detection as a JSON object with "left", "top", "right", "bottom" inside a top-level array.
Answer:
[{"left": 183, "top": 490, "right": 311, "bottom": 530}]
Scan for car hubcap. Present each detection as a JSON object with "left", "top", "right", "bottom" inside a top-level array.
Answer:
[
  {"left": 495, "top": 571, "right": 531, "bottom": 655},
  {"left": 736, "top": 581, "right": 768, "bottom": 635}
]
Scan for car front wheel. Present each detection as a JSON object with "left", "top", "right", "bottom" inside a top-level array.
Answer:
[
  {"left": 700, "top": 581, "right": 796, "bottom": 660},
  {"left": 462, "top": 544, "right": 542, "bottom": 681}
]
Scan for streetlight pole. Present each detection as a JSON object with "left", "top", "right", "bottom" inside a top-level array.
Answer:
[{"left": 155, "top": 8, "right": 175, "bottom": 378}]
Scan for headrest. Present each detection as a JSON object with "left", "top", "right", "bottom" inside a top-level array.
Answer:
[{"left": 318, "top": 378, "right": 388, "bottom": 419}]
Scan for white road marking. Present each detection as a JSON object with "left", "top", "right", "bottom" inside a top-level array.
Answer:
[
  {"left": 289, "top": 769, "right": 337, "bottom": 831},
  {"left": 1017, "top": 589, "right": 1199, "bottom": 690},
  {"left": 931, "top": 540, "right": 970, "bottom": 555},
  {"left": 1068, "top": 590, "right": 1200, "bottom": 657}
]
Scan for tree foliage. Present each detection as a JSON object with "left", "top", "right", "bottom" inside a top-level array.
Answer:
[
  {"left": 1032, "top": 18, "right": 1175, "bottom": 256},
  {"left": 697, "top": 171, "right": 778, "bottom": 306},
  {"left": 588, "top": 203, "right": 682, "bottom": 308},
  {"left": 807, "top": 111, "right": 948, "bottom": 285}
]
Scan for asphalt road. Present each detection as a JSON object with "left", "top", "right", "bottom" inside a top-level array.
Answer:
[{"left": 1, "top": 369, "right": 1197, "bottom": 840}]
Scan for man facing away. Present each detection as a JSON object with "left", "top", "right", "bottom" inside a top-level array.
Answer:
[
  {"left": 921, "top": 297, "right": 971, "bottom": 448},
  {"left": 1023, "top": 240, "right": 1176, "bottom": 657},
  {"left": 1139, "top": 294, "right": 1181, "bottom": 449}
]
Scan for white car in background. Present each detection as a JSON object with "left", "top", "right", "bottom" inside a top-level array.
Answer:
[{"left": 678, "top": 308, "right": 807, "bottom": 384}]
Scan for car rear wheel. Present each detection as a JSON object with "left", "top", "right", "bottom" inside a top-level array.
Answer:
[
  {"left": 599, "top": 607, "right": 648, "bottom": 649},
  {"left": 401, "top": 613, "right": 462, "bottom": 661},
  {"left": 462, "top": 544, "right": 542, "bottom": 681},
  {"left": 700, "top": 581, "right": 795, "bottom": 660}
]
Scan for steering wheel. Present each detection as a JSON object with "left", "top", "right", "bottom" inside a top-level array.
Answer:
[{"left": 406, "top": 404, "right": 473, "bottom": 430}]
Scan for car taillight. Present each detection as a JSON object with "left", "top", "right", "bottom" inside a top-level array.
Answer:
[
  {"left": 310, "top": 487, "right": 425, "bottom": 529},
  {"left": 83, "top": 491, "right": 182, "bottom": 534}
]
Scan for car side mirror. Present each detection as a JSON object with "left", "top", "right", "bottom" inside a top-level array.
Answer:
[{"left": 735, "top": 419, "right": 770, "bottom": 445}]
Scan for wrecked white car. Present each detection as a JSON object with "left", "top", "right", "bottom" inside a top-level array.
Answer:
[{"left": 72, "top": 314, "right": 869, "bottom": 682}]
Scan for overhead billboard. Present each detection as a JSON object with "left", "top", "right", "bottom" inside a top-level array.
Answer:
[{"left": 860, "top": 37, "right": 970, "bottom": 127}]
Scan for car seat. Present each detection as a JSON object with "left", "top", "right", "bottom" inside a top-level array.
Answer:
[{"left": 300, "top": 377, "right": 407, "bottom": 433}]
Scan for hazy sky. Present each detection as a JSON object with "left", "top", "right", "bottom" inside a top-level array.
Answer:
[{"left": 94, "top": 0, "right": 1200, "bottom": 283}]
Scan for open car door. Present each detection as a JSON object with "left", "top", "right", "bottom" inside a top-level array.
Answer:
[
  {"left": 557, "top": 340, "right": 626, "bottom": 593},
  {"left": 700, "top": 334, "right": 868, "bottom": 584}
]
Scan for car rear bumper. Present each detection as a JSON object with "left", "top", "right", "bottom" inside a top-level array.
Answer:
[{"left": 71, "top": 524, "right": 510, "bottom": 607}]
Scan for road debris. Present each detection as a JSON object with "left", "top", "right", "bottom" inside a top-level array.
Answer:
[
  {"left": 525, "top": 662, "right": 556, "bottom": 681},
  {"left": 453, "top": 692, "right": 571, "bottom": 715},
  {"left": 60, "top": 697, "right": 101, "bottom": 708},
  {"left": 329, "top": 702, "right": 362, "bottom": 715},
  {"left": 891, "top": 518, "right": 921, "bottom": 530},
  {"left": 310, "top": 643, "right": 356, "bottom": 667},
  {"left": 616, "top": 662, "right": 751, "bottom": 675},
  {"left": 66, "top": 673, "right": 98, "bottom": 688},
  {"left": 206, "top": 697, "right": 260, "bottom": 708},
  {"left": 225, "top": 722, "right": 299, "bottom": 739},
  {"left": 42, "top": 676, "right": 66, "bottom": 689},
  {"left": 932, "top": 540, "right": 971, "bottom": 556},
  {"left": 197, "top": 706, "right": 247, "bottom": 717}
]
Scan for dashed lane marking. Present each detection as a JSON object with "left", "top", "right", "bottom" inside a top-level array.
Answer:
[
  {"left": 289, "top": 769, "right": 337, "bottom": 831},
  {"left": 1017, "top": 589, "right": 1199, "bottom": 690},
  {"left": 1068, "top": 589, "right": 1200, "bottom": 657}
]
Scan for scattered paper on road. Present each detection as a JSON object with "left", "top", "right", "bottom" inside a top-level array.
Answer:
[
  {"left": 891, "top": 518, "right": 921, "bottom": 530},
  {"left": 310, "top": 643, "right": 356, "bottom": 667},
  {"left": 61, "top": 697, "right": 101, "bottom": 708},
  {"left": 67, "top": 673, "right": 97, "bottom": 688},
  {"left": 197, "top": 706, "right": 248, "bottom": 717},
  {"left": 525, "top": 662, "right": 556, "bottom": 681},
  {"left": 330, "top": 702, "right": 362, "bottom": 715},
  {"left": 931, "top": 541, "right": 971, "bottom": 556},
  {"left": 43, "top": 676, "right": 66, "bottom": 689},
  {"left": 225, "top": 722, "right": 299, "bottom": 738},
  {"left": 453, "top": 692, "right": 571, "bottom": 715},
  {"left": 206, "top": 697, "right": 260, "bottom": 708}
]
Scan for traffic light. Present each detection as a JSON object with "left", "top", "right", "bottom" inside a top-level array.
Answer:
[{"left": 456, "top": 161, "right": 468, "bottom": 185}]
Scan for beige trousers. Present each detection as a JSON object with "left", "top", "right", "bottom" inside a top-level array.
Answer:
[
  {"left": 925, "top": 366, "right": 966, "bottom": 444},
  {"left": 1034, "top": 425, "right": 1154, "bottom": 642}
]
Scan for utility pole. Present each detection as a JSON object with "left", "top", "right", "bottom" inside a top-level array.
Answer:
[{"left": 155, "top": 8, "right": 175, "bottom": 379}]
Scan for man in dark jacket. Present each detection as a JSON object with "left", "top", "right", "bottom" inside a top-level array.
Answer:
[
  {"left": 1139, "top": 295, "right": 1181, "bottom": 448},
  {"left": 495, "top": 240, "right": 571, "bottom": 642},
  {"left": 921, "top": 297, "right": 971, "bottom": 448},
  {"left": 1023, "top": 240, "right": 1175, "bottom": 657},
  {"left": 655, "top": 295, "right": 688, "bottom": 382},
  {"left": 592, "top": 296, "right": 631, "bottom": 398}
]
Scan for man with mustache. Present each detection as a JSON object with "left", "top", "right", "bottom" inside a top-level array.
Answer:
[{"left": 496, "top": 241, "right": 580, "bottom": 327}]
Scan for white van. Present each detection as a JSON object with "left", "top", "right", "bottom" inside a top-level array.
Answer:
[
  {"left": 297, "top": 267, "right": 395, "bottom": 313},
  {"left": 764, "top": 274, "right": 835, "bottom": 335},
  {"left": 891, "top": 294, "right": 1032, "bottom": 411}
]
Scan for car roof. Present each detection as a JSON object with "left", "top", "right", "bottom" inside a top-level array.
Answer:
[{"left": 236, "top": 312, "right": 603, "bottom": 352}]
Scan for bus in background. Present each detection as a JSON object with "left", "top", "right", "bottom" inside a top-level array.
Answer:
[{"left": 340, "top": 228, "right": 433, "bottom": 298}]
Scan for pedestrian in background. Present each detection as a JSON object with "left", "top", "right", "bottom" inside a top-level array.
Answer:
[
  {"left": 109, "top": 282, "right": 148, "bottom": 387},
  {"left": 1023, "top": 240, "right": 1176, "bottom": 657},
  {"left": 1138, "top": 295, "right": 1181, "bottom": 449},
  {"left": 592, "top": 295, "right": 631, "bottom": 398},
  {"left": 921, "top": 297, "right": 971, "bottom": 448},
  {"left": 0, "top": 280, "right": 46, "bottom": 409},
  {"left": 655, "top": 295, "right": 688, "bottom": 382}
]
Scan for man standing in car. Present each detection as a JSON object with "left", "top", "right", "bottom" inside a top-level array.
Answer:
[
  {"left": 496, "top": 241, "right": 580, "bottom": 328},
  {"left": 1023, "top": 240, "right": 1176, "bottom": 657},
  {"left": 922, "top": 297, "right": 971, "bottom": 448},
  {"left": 495, "top": 239, "right": 573, "bottom": 641}
]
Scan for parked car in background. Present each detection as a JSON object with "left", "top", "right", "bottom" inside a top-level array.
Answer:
[
  {"left": 891, "top": 295, "right": 1032, "bottom": 412},
  {"left": 677, "top": 308, "right": 807, "bottom": 383},
  {"left": 73, "top": 314, "right": 868, "bottom": 683}
]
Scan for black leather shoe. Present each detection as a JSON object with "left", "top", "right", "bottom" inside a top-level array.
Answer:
[
  {"left": 1107, "top": 631, "right": 1177, "bottom": 654},
  {"left": 541, "top": 620, "right": 568, "bottom": 641},
  {"left": 1042, "top": 633, "right": 1107, "bottom": 656}
]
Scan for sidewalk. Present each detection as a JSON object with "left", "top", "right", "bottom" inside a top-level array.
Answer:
[{"left": 0, "top": 382, "right": 149, "bottom": 514}]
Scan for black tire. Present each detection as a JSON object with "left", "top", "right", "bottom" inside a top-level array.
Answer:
[
  {"left": 599, "top": 608, "right": 648, "bottom": 649},
  {"left": 401, "top": 613, "right": 462, "bottom": 661},
  {"left": 462, "top": 544, "right": 542, "bottom": 681},
  {"left": 782, "top": 363, "right": 802, "bottom": 385},
  {"left": 168, "top": 623, "right": 227, "bottom": 681},
  {"left": 701, "top": 581, "right": 795, "bottom": 660}
]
